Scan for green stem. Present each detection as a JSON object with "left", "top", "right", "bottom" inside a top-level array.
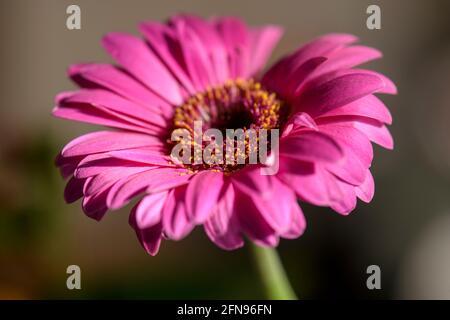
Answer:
[{"left": 250, "top": 243, "right": 298, "bottom": 300}]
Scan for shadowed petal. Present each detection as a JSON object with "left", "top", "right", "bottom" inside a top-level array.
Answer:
[{"left": 162, "top": 185, "right": 194, "bottom": 240}]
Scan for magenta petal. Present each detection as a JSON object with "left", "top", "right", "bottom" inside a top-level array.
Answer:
[
  {"left": 279, "top": 159, "right": 330, "bottom": 206},
  {"left": 312, "top": 45, "right": 382, "bottom": 78},
  {"left": 134, "top": 191, "right": 168, "bottom": 229},
  {"left": 354, "top": 120, "right": 394, "bottom": 150},
  {"left": 281, "top": 203, "right": 306, "bottom": 239},
  {"left": 248, "top": 25, "right": 283, "bottom": 76},
  {"left": 284, "top": 57, "right": 328, "bottom": 97},
  {"left": 68, "top": 63, "right": 172, "bottom": 117},
  {"left": 64, "top": 177, "right": 86, "bottom": 203},
  {"left": 57, "top": 89, "right": 167, "bottom": 128},
  {"left": 162, "top": 186, "right": 194, "bottom": 240},
  {"left": 355, "top": 170, "right": 375, "bottom": 203},
  {"left": 282, "top": 112, "right": 318, "bottom": 137},
  {"left": 107, "top": 149, "right": 175, "bottom": 167},
  {"left": 146, "top": 171, "right": 192, "bottom": 193},
  {"left": 171, "top": 19, "right": 216, "bottom": 90},
  {"left": 235, "top": 192, "right": 279, "bottom": 247},
  {"left": 82, "top": 187, "right": 110, "bottom": 221},
  {"left": 319, "top": 122, "right": 373, "bottom": 166},
  {"left": 280, "top": 130, "right": 343, "bottom": 163},
  {"left": 102, "top": 33, "right": 182, "bottom": 105},
  {"left": 319, "top": 94, "right": 392, "bottom": 125},
  {"left": 61, "top": 131, "right": 162, "bottom": 157},
  {"left": 251, "top": 178, "right": 296, "bottom": 233},
  {"left": 139, "top": 22, "right": 197, "bottom": 95},
  {"left": 83, "top": 166, "right": 150, "bottom": 197},
  {"left": 53, "top": 101, "right": 158, "bottom": 135},
  {"left": 185, "top": 171, "right": 224, "bottom": 223},
  {"left": 316, "top": 123, "right": 373, "bottom": 186},
  {"left": 204, "top": 184, "right": 244, "bottom": 250},
  {"left": 297, "top": 73, "right": 385, "bottom": 117},
  {"left": 215, "top": 17, "right": 250, "bottom": 78},
  {"left": 329, "top": 177, "right": 358, "bottom": 215},
  {"left": 171, "top": 15, "right": 231, "bottom": 86},
  {"left": 75, "top": 156, "right": 149, "bottom": 179},
  {"left": 203, "top": 183, "right": 235, "bottom": 236},
  {"left": 262, "top": 33, "right": 357, "bottom": 91},
  {"left": 129, "top": 205, "right": 163, "bottom": 256},
  {"left": 232, "top": 167, "right": 276, "bottom": 200},
  {"left": 106, "top": 168, "right": 175, "bottom": 209},
  {"left": 204, "top": 219, "right": 244, "bottom": 251}
]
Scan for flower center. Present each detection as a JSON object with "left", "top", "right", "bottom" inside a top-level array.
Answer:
[{"left": 169, "top": 79, "right": 286, "bottom": 173}]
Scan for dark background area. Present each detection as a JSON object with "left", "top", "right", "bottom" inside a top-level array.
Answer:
[{"left": 1, "top": 0, "right": 450, "bottom": 299}]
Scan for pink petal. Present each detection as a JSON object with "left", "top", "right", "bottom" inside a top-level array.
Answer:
[
  {"left": 235, "top": 192, "right": 279, "bottom": 247},
  {"left": 203, "top": 183, "right": 235, "bottom": 236},
  {"left": 286, "top": 57, "right": 328, "bottom": 97},
  {"left": 140, "top": 21, "right": 197, "bottom": 89},
  {"left": 162, "top": 186, "right": 194, "bottom": 240},
  {"left": 82, "top": 186, "right": 110, "bottom": 221},
  {"left": 170, "top": 17, "right": 215, "bottom": 90},
  {"left": 279, "top": 159, "right": 330, "bottom": 206},
  {"left": 53, "top": 101, "right": 159, "bottom": 135},
  {"left": 185, "top": 170, "right": 224, "bottom": 223},
  {"left": 215, "top": 17, "right": 250, "bottom": 78},
  {"left": 68, "top": 63, "right": 172, "bottom": 117},
  {"left": 328, "top": 177, "right": 357, "bottom": 215},
  {"left": 172, "top": 15, "right": 230, "bottom": 85},
  {"left": 129, "top": 205, "right": 163, "bottom": 256},
  {"left": 317, "top": 124, "right": 373, "bottom": 185},
  {"left": 251, "top": 178, "right": 296, "bottom": 233},
  {"left": 75, "top": 156, "right": 150, "bottom": 179},
  {"left": 318, "top": 94, "right": 392, "bottom": 125},
  {"left": 282, "top": 112, "right": 318, "bottom": 137},
  {"left": 134, "top": 191, "right": 168, "bottom": 229},
  {"left": 204, "top": 218, "right": 244, "bottom": 251},
  {"left": 61, "top": 131, "right": 162, "bottom": 157},
  {"left": 311, "top": 45, "right": 382, "bottom": 78},
  {"left": 354, "top": 120, "right": 394, "bottom": 150},
  {"left": 231, "top": 167, "right": 276, "bottom": 200},
  {"left": 102, "top": 33, "right": 182, "bottom": 105},
  {"left": 57, "top": 89, "right": 167, "bottom": 128},
  {"left": 146, "top": 171, "right": 192, "bottom": 193},
  {"left": 281, "top": 203, "right": 306, "bottom": 239},
  {"left": 204, "top": 184, "right": 244, "bottom": 250},
  {"left": 280, "top": 130, "right": 343, "bottom": 163},
  {"left": 296, "top": 73, "right": 385, "bottom": 117},
  {"left": 355, "top": 170, "right": 375, "bottom": 203},
  {"left": 248, "top": 25, "right": 283, "bottom": 76},
  {"left": 106, "top": 168, "right": 180, "bottom": 209},
  {"left": 263, "top": 33, "right": 357, "bottom": 91},
  {"left": 83, "top": 166, "right": 151, "bottom": 197},
  {"left": 318, "top": 122, "right": 373, "bottom": 167},
  {"left": 107, "top": 148, "right": 175, "bottom": 167}
]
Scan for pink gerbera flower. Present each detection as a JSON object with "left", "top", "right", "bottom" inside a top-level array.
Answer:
[{"left": 54, "top": 15, "right": 395, "bottom": 255}]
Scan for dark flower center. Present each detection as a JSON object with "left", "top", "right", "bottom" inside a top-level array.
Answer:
[{"left": 169, "top": 79, "right": 286, "bottom": 173}]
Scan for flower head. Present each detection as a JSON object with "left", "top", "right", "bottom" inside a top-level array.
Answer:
[{"left": 54, "top": 15, "right": 395, "bottom": 255}]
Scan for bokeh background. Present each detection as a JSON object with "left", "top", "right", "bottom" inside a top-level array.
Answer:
[{"left": 1, "top": 0, "right": 449, "bottom": 299}]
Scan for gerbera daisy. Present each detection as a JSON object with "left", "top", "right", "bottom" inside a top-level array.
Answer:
[{"left": 54, "top": 14, "right": 395, "bottom": 256}]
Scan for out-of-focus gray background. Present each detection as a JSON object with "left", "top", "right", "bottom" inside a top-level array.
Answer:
[{"left": 0, "top": 0, "right": 449, "bottom": 299}]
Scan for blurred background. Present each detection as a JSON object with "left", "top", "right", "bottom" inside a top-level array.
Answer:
[{"left": 0, "top": 0, "right": 449, "bottom": 299}]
